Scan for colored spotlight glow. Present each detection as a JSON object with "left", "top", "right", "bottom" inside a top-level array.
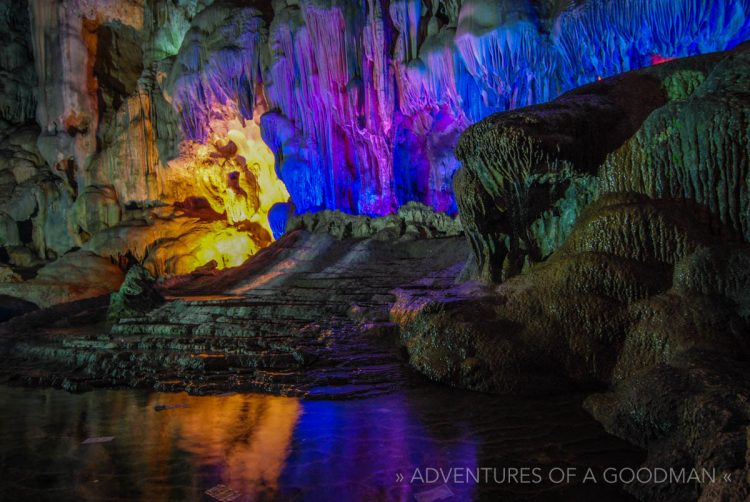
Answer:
[{"left": 159, "top": 101, "right": 290, "bottom": 275}]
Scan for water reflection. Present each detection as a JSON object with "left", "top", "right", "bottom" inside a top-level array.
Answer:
[
  {"left": 278, "top": 392, "right": 479, "bottom": 501},
  {"left": 0, "top": 390, "right": 301, "bottom": 501},
  {"left": 0, "top": 386, "right": 641, "bottom": 501}
]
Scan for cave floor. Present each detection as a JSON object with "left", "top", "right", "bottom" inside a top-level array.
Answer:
[
  {"left": 0, "top": 231, "right": 650, "bottom": 500},
  {"left": 0, "top": 231, "right": 469, "bottom": 398}
]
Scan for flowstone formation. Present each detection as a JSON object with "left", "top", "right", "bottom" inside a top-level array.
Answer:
[
  {"left": 0, "top": 225, "right": 468, "bottom": 398},
  {"left": 1, "top": 0, "right": 749, "bottom": 309},
  {"left": 260, "top": 0, "right": 750, "bottom": 215},
  {"left": 212, "top": 0, "right": 750, "bottom": 216},
  {"left": 0, "top": 0, "right": 290, "bottom": 306},
  {"left": 399, "top": 42, "right": 750, "bottom": 500}
]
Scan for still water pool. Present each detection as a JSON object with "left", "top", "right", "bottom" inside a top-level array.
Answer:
[{"left": 0, "top": 385, "right": 642, "bottom": 501}]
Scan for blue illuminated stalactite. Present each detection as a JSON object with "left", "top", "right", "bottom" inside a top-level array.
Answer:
[{"left": 174, "top": 0, "right": 750, "bottom": 217}]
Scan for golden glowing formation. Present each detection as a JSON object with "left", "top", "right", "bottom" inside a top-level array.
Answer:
[
  {"left": 139, "top": 220, "right": 263, "bottom": 277},
  {"left": 65, "top": 391, "right": 301, "bottom": 501},
  {"left": 155, "top": 101, "right": 290, "bottom": 276},
  {"left": 170, "top": 103, "right": 289, "bottom": 230}
]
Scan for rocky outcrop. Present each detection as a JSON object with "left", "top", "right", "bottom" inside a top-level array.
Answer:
[
  {"left": 396, "top": 192, "right": 750, "bottom": 499},
  {"left": 408, "top": 42, "right": 750, "bottom": 501},
  {"left": 81, "top": 206, "right": 271, "bottom": 277},
  {"left": 601, "top": 45, "right": 750, "bottom": 242},
  {"left": 585, "top": 356, "right": 750, "bottom": 502},
  {"left": 454, "top": 48, "right": 735, "bottom": 282},
  {"left": 0, "top": 250, "right": 124, "bottom": 308},
  {"left": 1, "top": 230, "right": 468, "bottom": 398},
  {"left": 287, "top": 202, "right": 462, "bottom": 241},
  {"left": 107, "top": 265, "right": 163, "bottom": 322}
]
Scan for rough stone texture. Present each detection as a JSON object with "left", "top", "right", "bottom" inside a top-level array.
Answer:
[
  {"left": 0, "top": 265, "right": 21, "bottom": 284},
  {"left": 0, "top": 250, "right": 124, "bottom": 308},
  {"left": 0, "top": 212, "right": 19, "bottom": 247},
  {"left": 406, "top": 42, "right": 750, "bottom": 502},
  {"left": 258, "top": 0, "right": 750, "bottom": 215},
  {"left": 107, "top": 265, "right": 164, "bottom": 322},
  {"left": 395, "top": 193, "right": 750, "bottom": 499},
  {"left": 71, "top": 184, "right": 122, "bottom": 235},
  {"left": 82, "top": 206, "right": 269, "bottom": 277},
  {"left": 1, "top": 230, "right": 468, "bottom": 398},
  {"left": 585, "top": 357, "right": 750, "bottom": 502},
  {"left": 287, "top": 202, "right": 462, "bottom": 241},
  {"left": 601, "top": 45, "right": 750, "bottom": 242},
  {"left": 454, "top": 49, "right": 733, "bottom": 282}
]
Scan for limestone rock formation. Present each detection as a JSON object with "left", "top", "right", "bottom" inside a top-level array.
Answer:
[
  {"left": 455, "top": 46, "right": 743, "bottom": 282},
  {"left": 405, "top": 41, "right": 750, "bottom": 501},
  {"left": 0, "top": 3, "right": 749, "bottom": 497},
  {"left": 601, "top": 45, "right": 750, "bottom": 241},
  {"left": 0, "top": 0, "right": 748, "bottom": 310},
  {"left": 72, "top": 184, "right": 122, "bottom": 235},
  {"left": 107, "top": 265, "right": 164, "bottom": 322},
  {"left": 0, "top": 250, "right": 125, "bottom": 308},
  {"left": 396, "top": 193, "right": 750, "bottom": 498},
  {"left": 258, "top": 0, "right": 750, "bottom": 215},
  {"left": 80, "top": 205, "right": 270, "bottom": 277},
  {"left": 1, "top": 230, "right": 468, "bottom": 398},
  {"left": 287, "top": 202, "right": 462, "bottom": 240}
]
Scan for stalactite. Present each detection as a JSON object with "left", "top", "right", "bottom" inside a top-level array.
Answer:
[{"left": 228, "top": 0, "right": 750, "bottom": 216}]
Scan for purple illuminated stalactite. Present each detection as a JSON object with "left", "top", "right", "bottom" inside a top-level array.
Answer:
[
  {"left": 170, "top": 0, "right": 750, "bottom": 217},
  {"left": 169, "top": 7, "right": 266, "bottom": 143}
]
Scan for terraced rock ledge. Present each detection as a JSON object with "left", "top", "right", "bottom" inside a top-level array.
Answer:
[{"left": 0, "top": 231, "right": 468, "bottom": 399}]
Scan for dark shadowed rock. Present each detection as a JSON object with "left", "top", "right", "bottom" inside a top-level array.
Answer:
[
  {"left": 0, "top": 294, "right": 37, "bottom": 322},
  {"left": 411, "top": 42, "right": 750, "bottom": 501},
  {"left": 454, "top": 48, "right": 737, "bottom": 282},
  {"left": 601, "top": 47, "right": 750, "bottom": 242},
  {"left": 395, "top": 192, "right": 750, "bottom": 499},
  {"left": 107, "top": 265, "right": 164, "bottom": 322}
]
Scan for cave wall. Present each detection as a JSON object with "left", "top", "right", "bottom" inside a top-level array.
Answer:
[
  {"left": 6, "top": 0, "right": 750, "bottom": 233},
  {"left": 454, "top": 45, "right": 750, "bottom": 282},
  {"left": 257, "top": 0, "right": 750, "bottom": 215},
  {"left": 1, "top": 0, "right": 750, "bottom": 301}
]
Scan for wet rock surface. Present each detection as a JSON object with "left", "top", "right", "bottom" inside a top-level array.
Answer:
[
  {"left": 407, "top": 43, "right": 750, "bottom": 501},
  {"left": 395, "top": 195, "right": 750, "bottom": 500},
  {"left": 0, "top": 231, "right": 468, "bottom": 399}
]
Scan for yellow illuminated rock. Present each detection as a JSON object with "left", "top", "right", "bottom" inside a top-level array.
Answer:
[{"left": 167, "top": 103, "right": 289, "bottom": 235}]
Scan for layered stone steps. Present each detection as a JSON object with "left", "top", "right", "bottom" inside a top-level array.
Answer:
[
  {"left": 1, "top": 233, "right": 468, "bottom": 398},
  {"left": 9, "top": 286, "right": 404, "bottom": 396}
]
